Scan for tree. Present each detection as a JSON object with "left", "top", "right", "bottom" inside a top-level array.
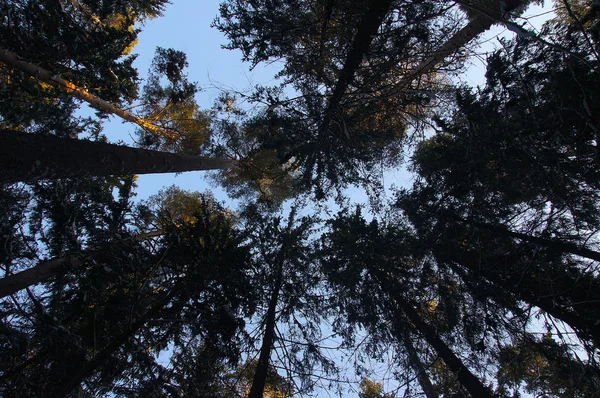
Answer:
[
  {"left": 0, "top": 47, "right": 165, "bottom": 136},
  {"left": 213, "top": 0, "right": 465, "bottom": 197},
  {"left": 1, "top": 45, "right": 213, "bottom": 153},
  {"left": 395, "top": 17, "right": 600, "bottom": 351},
  {"left": 1, "top": 189, "right": 255, "bottom": 397},
  {"left": 321, "top": 209, "right": 500, "bottom": 398},
  {"left": 496, "top": 333, "right": 600, "bottom": 396},
  {"left": 0, "top": 129, "right": 234, "bottom": 183},
  {"left": 240, "top": 204, "right": 334, "bottom": 397},
  {"left": 0, "top": 0, "right": 170, "bottom": 140}
]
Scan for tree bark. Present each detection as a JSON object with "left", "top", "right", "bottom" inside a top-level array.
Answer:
[
  {"left": 248, "top": 264, "right": 284, "bottom": 398},
  {"left": 385, "top": 0, "right": 524, "bottom": 98},
  {"left": 318, "top": 0, "right": 395, "bottom": 134},
  {"left": 0, "top": 47, "right": 176, "bottom": 139},
  {"left": 372, "top": 268, "right": 495, "bottom": 398},
  {"left": 0, "top": 255, "right": 82, "bottom": 299},
  {"left": 399, "top": 328, "right": 439, "bottom": 398},
  {"left": 0, "top": 129, "right": 235, "bottom": 182}
]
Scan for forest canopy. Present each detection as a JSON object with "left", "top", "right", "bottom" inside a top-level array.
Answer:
[{"left": 1, "top": 0, "right": 599, "bottom": 397}]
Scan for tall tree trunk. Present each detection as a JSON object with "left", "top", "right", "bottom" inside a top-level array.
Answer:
[
  {"left": 318, "top": 0, "right": 395, "bottom": 134},
  {"left": 50, "top": 289, "right": 175, "bottom": 398},
  {"left": 372, "top": 268, "right": 495, "bottom": 398},
  {"left": 0, "top": 47, "right": 176, "bottom": 139},
  {"left": 399, "top": 328, "right": 439, "bottom": 398},
  {"left": 395, "top": 297, "right": 494, "bottom": 398},
  {"left": 248, "top": 265, "right": 284, "bottom": 398},
  {"left": 0, "top": 129, "right": 235, "bottom": 182},
  {"left": 384, "top": 0, "right": 524, "bottom": 98},
  {"left": 0, "top": 255, "right": 82, "bottom": 299}
]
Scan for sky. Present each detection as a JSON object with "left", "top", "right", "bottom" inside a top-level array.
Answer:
[{"left": 98, "top": 1, "right": 556, "bottom": 396}]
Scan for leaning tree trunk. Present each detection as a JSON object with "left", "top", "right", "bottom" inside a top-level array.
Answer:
[
  {"left": 399, "top": 328, "right": 439, "bottom": 398},
  {"left": 0, "top": 47, "right": 176, "bottom": 139},
  {"left": 372, "top": 268, "right": 495, "bottom": 398},
  {"left": 384, "top": 0, "right": 525, "bottom": 98},
  {"left": 454, "top": 250, "right": 600, "bottom": 347},
  {"left": 0, "top": 129, "right": 235, "bottom": 182},
  {"left": 318, "top": 0, "right": 395, "bottom": 134},
  {"left": 248, "top": 264, "right": 284, "bottom": 398},
  {"left": 448, "top": 213, "right": 600, "bottom": 262},
  {"left": 0, "top": 255, "right": 83, "bottom": 299},
  {"left": 394, "top": 296, "right": 494, "bottom": 398}
]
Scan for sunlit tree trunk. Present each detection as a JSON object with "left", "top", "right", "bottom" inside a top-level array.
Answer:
[
  {"left": 385, "top": 0, "right": 525, "bottom": 98},
  {"left": 0, "top": 129, "right": 235, "bottom": 183},
  {"left": 0, "top": 47, "right": 177, "bottom": 139}
]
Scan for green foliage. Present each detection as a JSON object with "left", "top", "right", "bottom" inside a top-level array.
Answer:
[
  {"left": 138, "top": 47, "right": 212, "bottom": 155},
  {"left": 212, "top": 0, "right": 457, "bottom": 198},
  {"left": 496, "top": 334, "right": 600, "bottom": 397}
]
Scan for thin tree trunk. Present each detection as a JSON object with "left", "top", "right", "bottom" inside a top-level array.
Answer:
[
  {"left": 318, "top": 0, "right": 395, "bottom": 134},
  {"left": 372, "top": 268, "right": 495, "bottom": 398},
  {"left": 0, "top": 47, "right": 176, "bottom": 139},
  {"left": 0, "top": 255, "right": 82, "bottom": 299},
  {"left": 50, "top": 289, "right": 175, "bottom": 398},
  {"left": 135, "top": 230, "right": 165, "bottom": 241},
  {"left": 1, "top": 227, "right": 167, "bottom": 298},
  {"left": 399, "top": 328, "right": 439, "bottom": 398},
  {"left": 248, "top": 265, "right": 284, "bottom": 398},
  {"left": 0, "top": 129, "right": 235, "bottom": 182},
  {"left": 394, "top": 296, "right": 494, "bottom": 398},
  {"left": 384, "top": 0, "right": 524, "bottom": 98}
]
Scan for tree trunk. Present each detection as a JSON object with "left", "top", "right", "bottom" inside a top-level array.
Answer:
[
  {"left": 385, "top": 0, "right": 524, "bottom": 98},
  {"left": 248, "top": 265, "right": 284, "bottom": 398},
  {"left": 372, "top": 268, "right": 495, "bottom": 398},
  {"left": 394, "top": 296, "right": 494, "bottom": 398},
  {"left": 0, "top": 129, "right": 235, "bottom": 182},
  {"left": 0, "top": 255, "right": 82, "bottom": 299},
  {"left": 399, "top": 328, "right": 439, "bottom": 398},
  {"left": 0, "top": 47, "right": 176, "bottom": 139},
  {"left": 318, "top": 0, "right": 395, "bottom": 134},
  {"left": 452, "top": 214, "right": 600, "bottom": 262}
]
